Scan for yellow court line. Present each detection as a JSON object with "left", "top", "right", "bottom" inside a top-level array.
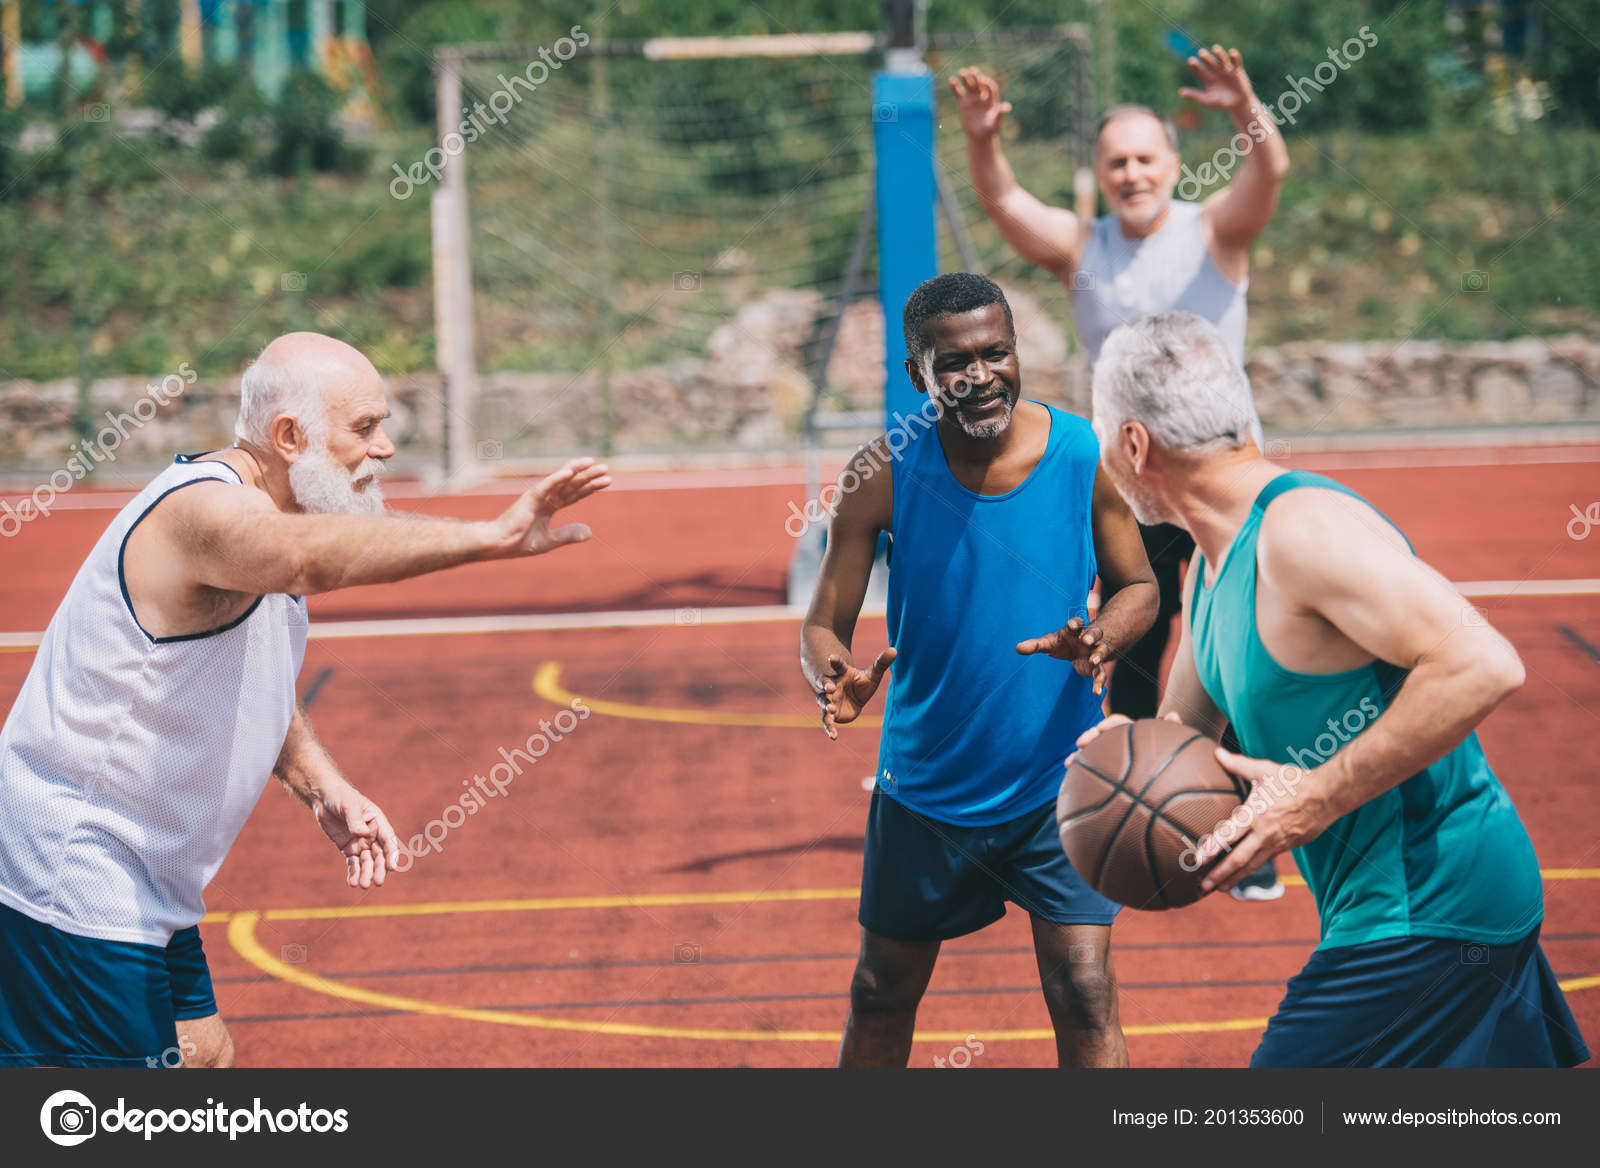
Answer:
[
  {"left": 534, "top": 661, "right": 881, "bottom": 729},
  {"left": 225, "top": 911, "right": 1271, "bottom": 1043},
  {"left": 223, "top": 883, "right": 1599, "bottom": 1045},
  {"left": 199, "top": 869, "right": 1600, "bottom": 925}
]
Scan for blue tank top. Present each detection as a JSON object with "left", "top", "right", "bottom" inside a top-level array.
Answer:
[{"left": 876, "top": 404, "right": 1104, "bottom": 826}]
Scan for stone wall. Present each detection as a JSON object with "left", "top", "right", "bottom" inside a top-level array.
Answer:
[{"left": 2, "top": 289, "right": 1596, "bottom": 472}]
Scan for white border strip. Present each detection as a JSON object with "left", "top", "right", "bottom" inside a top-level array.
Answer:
[{"left": 3, "top": 581, "right": 1596, "bottom": 649}]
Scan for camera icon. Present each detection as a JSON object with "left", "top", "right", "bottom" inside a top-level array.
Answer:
[
  {"left": 878, "top": 770, "right": 898, "bottom": 794},
  {"left": 1460, "top": 943, "right": 1489, "bottom": 965},
  {"left": 477, "top": 439, "right": 503, "bottom": 461},
  {"left": 673, "top": 271, "right": 702, "bottom": 292},
  {"left": 675, "top": 607, "right": 702, "bottom": 626},
  {"left": 41, "top": 1091, "right": 97, "bottom": 1145},
  {"left": 1265, "top": 439, "right": 1292, "bottom": 458},
  {"left": 1461, "top": 270, "right": 1490, "bottom": 293},
  {"left": 281, "top": 943, "right": 308, "bottom": 964},
  {"left": 281, "top": 271, "right": 308, "bottom": 292},
  {"left": 674, "top": 942, "right": 701, "bottom": 964},
  {"left": 1067, "top": 942, "right": 1097, "bottom": 964},
  {"left": 872, "top": 102, "right": 898, "bottom": 123},
  {"left": 1461, "top": 605, "right": 1488, "bottom": 628},
  {"left": 84, "top": 103, "right": 111, "bottom": 123},
  {"left": 1069, "top": 270, "right": 1096, "bottom": 291}
]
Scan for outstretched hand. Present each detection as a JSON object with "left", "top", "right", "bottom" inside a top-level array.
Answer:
[
  {"left": 817, "top": 648, "right": 896, "bottom": 740},
  {"left": 949, "top": 67, "right": 1011, "bottom": 139},
  {"left": 494, "top": 458, "right": 612, "bottom": 558},
  {"left": 1179, "top": 44, "right": 1258, "bottom": 115},
  {"left": 1017, "top": 617, "right": 1110, "bottom": 694},
  {"left": 311, "top": 782, "right": 400, "bottom": 890}
]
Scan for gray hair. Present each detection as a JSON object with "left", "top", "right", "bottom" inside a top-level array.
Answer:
[
  {"left": 234, "top": 350, "right": 328, "bottom": 447},
  {"left": 1091, "top": 312, "right": 1256, "bottom": 454},
  {"left": 1095, "top": 104, "right": 1178, "bottom": 153}
]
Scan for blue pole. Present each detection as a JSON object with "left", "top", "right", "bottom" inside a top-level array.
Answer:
[{"left": 872, "top": 66, "right": 939, "bottom": 431}]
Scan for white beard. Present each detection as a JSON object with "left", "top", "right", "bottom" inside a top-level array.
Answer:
[
  {"left": 290, "top": 443, "right": 386, "bottom": 516},
  {"left": 954, "top": 398, "right": 1014, "bottom": 440},
  {"left": 1121, "top": 475, "right": 1173, "bottom": 526}
]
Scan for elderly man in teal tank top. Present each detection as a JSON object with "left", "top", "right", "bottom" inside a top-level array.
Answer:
[
  {"left": 800, "top": 274, "right": 1159, "bottom": 1068},
  {"left": 1076, "top": 311, "right": 1588, "bottom": 1068},
  {"left": 954, "top": 45, "right": 1292, "bottom": 899}
]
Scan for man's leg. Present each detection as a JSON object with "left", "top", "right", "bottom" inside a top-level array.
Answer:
[
  {"left": 838, "top": 928, "right": 942, "bottom": 1067},
  {"left": 167, "top": 925, "right": 231, "bottom": 1067},
  {"left": 179, "top": 1014, "right": 236, "bottom": 1068},
  {"left": 1030, "top": 919, "right": 1128, "bottom": 1067}
]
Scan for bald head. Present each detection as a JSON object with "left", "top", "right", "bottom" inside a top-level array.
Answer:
[{"left": 235, "top": 332, "right": 383, "bottom": 449}]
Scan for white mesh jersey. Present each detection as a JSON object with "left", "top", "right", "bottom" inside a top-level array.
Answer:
[{"left": 0, "top": 455, "right": 307, "bottom": 946}]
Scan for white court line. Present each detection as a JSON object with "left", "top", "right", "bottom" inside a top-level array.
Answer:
[
  {"left": 3, "top": 445, "right": 1596, "bottom": 511},
  {"left": 2, "top": 580, "right": 1597, "bottom": 649}
]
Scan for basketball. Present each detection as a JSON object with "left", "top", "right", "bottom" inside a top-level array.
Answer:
[{"left": 1057, "top": 718, "right": 1250, "bottom": 910}]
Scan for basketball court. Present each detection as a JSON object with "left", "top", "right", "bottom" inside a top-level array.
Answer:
[{"left": 3, "top": 444, "right": 1594, "bottom": 1067}]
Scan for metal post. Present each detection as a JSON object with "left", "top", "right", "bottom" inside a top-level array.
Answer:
[
  {"left": 432, "top": 50, "right": 480, "bottom": 481},
  {"left": 874, "top": 0, "right": 937, "bottom": 430}
]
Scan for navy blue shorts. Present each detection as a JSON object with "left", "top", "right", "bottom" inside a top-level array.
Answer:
[
  {"left": 0, "top": 901, "right": 218, "bottom": 1068},
  {"left": 859, "top": 789, "right": 1120, "bottom": 942},
  {"left": 1251, "top": 924, "right": 1590, "bottom": 1068}
]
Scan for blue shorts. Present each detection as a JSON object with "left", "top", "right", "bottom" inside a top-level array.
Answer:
[
  {"left": 0, "top": 900, "right": 218, "bottom": 1068},
  {"left": 859, "top": 789, "right": 1120, "bottom": 942},
  {"left": 1251, "top": 924, "right": 1590, "bottom": 1068}
]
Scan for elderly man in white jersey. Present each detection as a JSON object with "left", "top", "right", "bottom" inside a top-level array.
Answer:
[
  {"left": 953, "top": 45, "right": 1290, "bottom": 898},
  {"left": 0, "top": 332, "right": 609, "bottom": 1068}
]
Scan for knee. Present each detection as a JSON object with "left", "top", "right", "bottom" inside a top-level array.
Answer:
[
  {"left": 1043, "top": 957, "right": 1119, "bottom": 1030},
  {"left": 848, "top": 962, "right": 926, "bottom": 1019}
]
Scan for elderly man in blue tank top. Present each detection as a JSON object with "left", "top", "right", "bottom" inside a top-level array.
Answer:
[
  {"left": 1076, "top": 312, "right": 1588, "bottom": 1068},
  {"left": 954, "top": 44, "right": 1291, "bottom": 900},
  {"left": 801, "top": 274, "right": 1159, "bottom": 1067}
]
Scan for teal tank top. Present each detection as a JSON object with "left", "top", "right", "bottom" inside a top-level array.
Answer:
[{"left": 1189, "top": 470, "right": 1543, "bottom": 950}]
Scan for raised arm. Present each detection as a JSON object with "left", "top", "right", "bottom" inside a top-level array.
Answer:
[
  {"left": 951, "top": 67, "right": 1082, "bottom": 279},
  {"left": 161, "top": 458, "right": 610, "bottom": 597},
  {"left": 800, "top": 442, "right": 896, "bottom": 739},
  {"left": 1184, "top": 46, "right": 1291, "bottom": 253}
]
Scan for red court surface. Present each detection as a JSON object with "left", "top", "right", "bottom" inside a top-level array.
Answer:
[{"left": 1, "top": 450, "right": 1597, "bottom": 1067}]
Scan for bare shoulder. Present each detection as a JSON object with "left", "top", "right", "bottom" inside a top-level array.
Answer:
[
  {"left": 1258, "top": 485, "right": 1411, "bottom": 593},
  {"left": 832, "top": 434, "right": 896, "bottom": 532},
  {"left": 149, "top": 476, "right": 277, "bottom": 548}
]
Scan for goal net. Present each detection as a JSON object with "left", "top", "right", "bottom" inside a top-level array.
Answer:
[{"left": 438, "top": 27, "right": 1092, "bottom": 463}]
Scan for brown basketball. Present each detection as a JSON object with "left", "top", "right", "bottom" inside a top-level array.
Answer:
[{"left": 1057, "top": 718, "right": 1250, "bottom": 910}]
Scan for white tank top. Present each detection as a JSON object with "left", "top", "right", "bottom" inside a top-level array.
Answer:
[
  {"left": 0, "top": 455, "right": 307, "bottom": 946},
  {"left": 1070, "top": 199, "right": 1248, "bottom": 366}
]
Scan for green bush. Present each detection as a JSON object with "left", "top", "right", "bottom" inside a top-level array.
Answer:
[
  {"left": 381, "top": 0, "right": 502, "bottom": 124},
  {"left": 266, "top": 70, "right": 348, "bottom": 176}
]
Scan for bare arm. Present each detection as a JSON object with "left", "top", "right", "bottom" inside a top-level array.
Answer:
[
  {"left": 951, "top": 67, "right": 1082, "bottom": 278},
  {"left": 163, "top": 458, "right": 610, "bottom": 597},
  {"left": 1199, "top": 491, "right": 1524, "bottom": 890},
  {"left": 1016, "top": 466, "right": 1158, "bottom": 693},
  {"left": 1156, "top": 559, "right": 1230, "bottom": 739},
  {"left": 799, "top": 443, "right": 895, "bottom": 738},
  {"left": 1186, "top": 47, "right": 1291, "bottom": 252},
  {"left": 273, "top": 705, "right": 402, "bottom": 890}
]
